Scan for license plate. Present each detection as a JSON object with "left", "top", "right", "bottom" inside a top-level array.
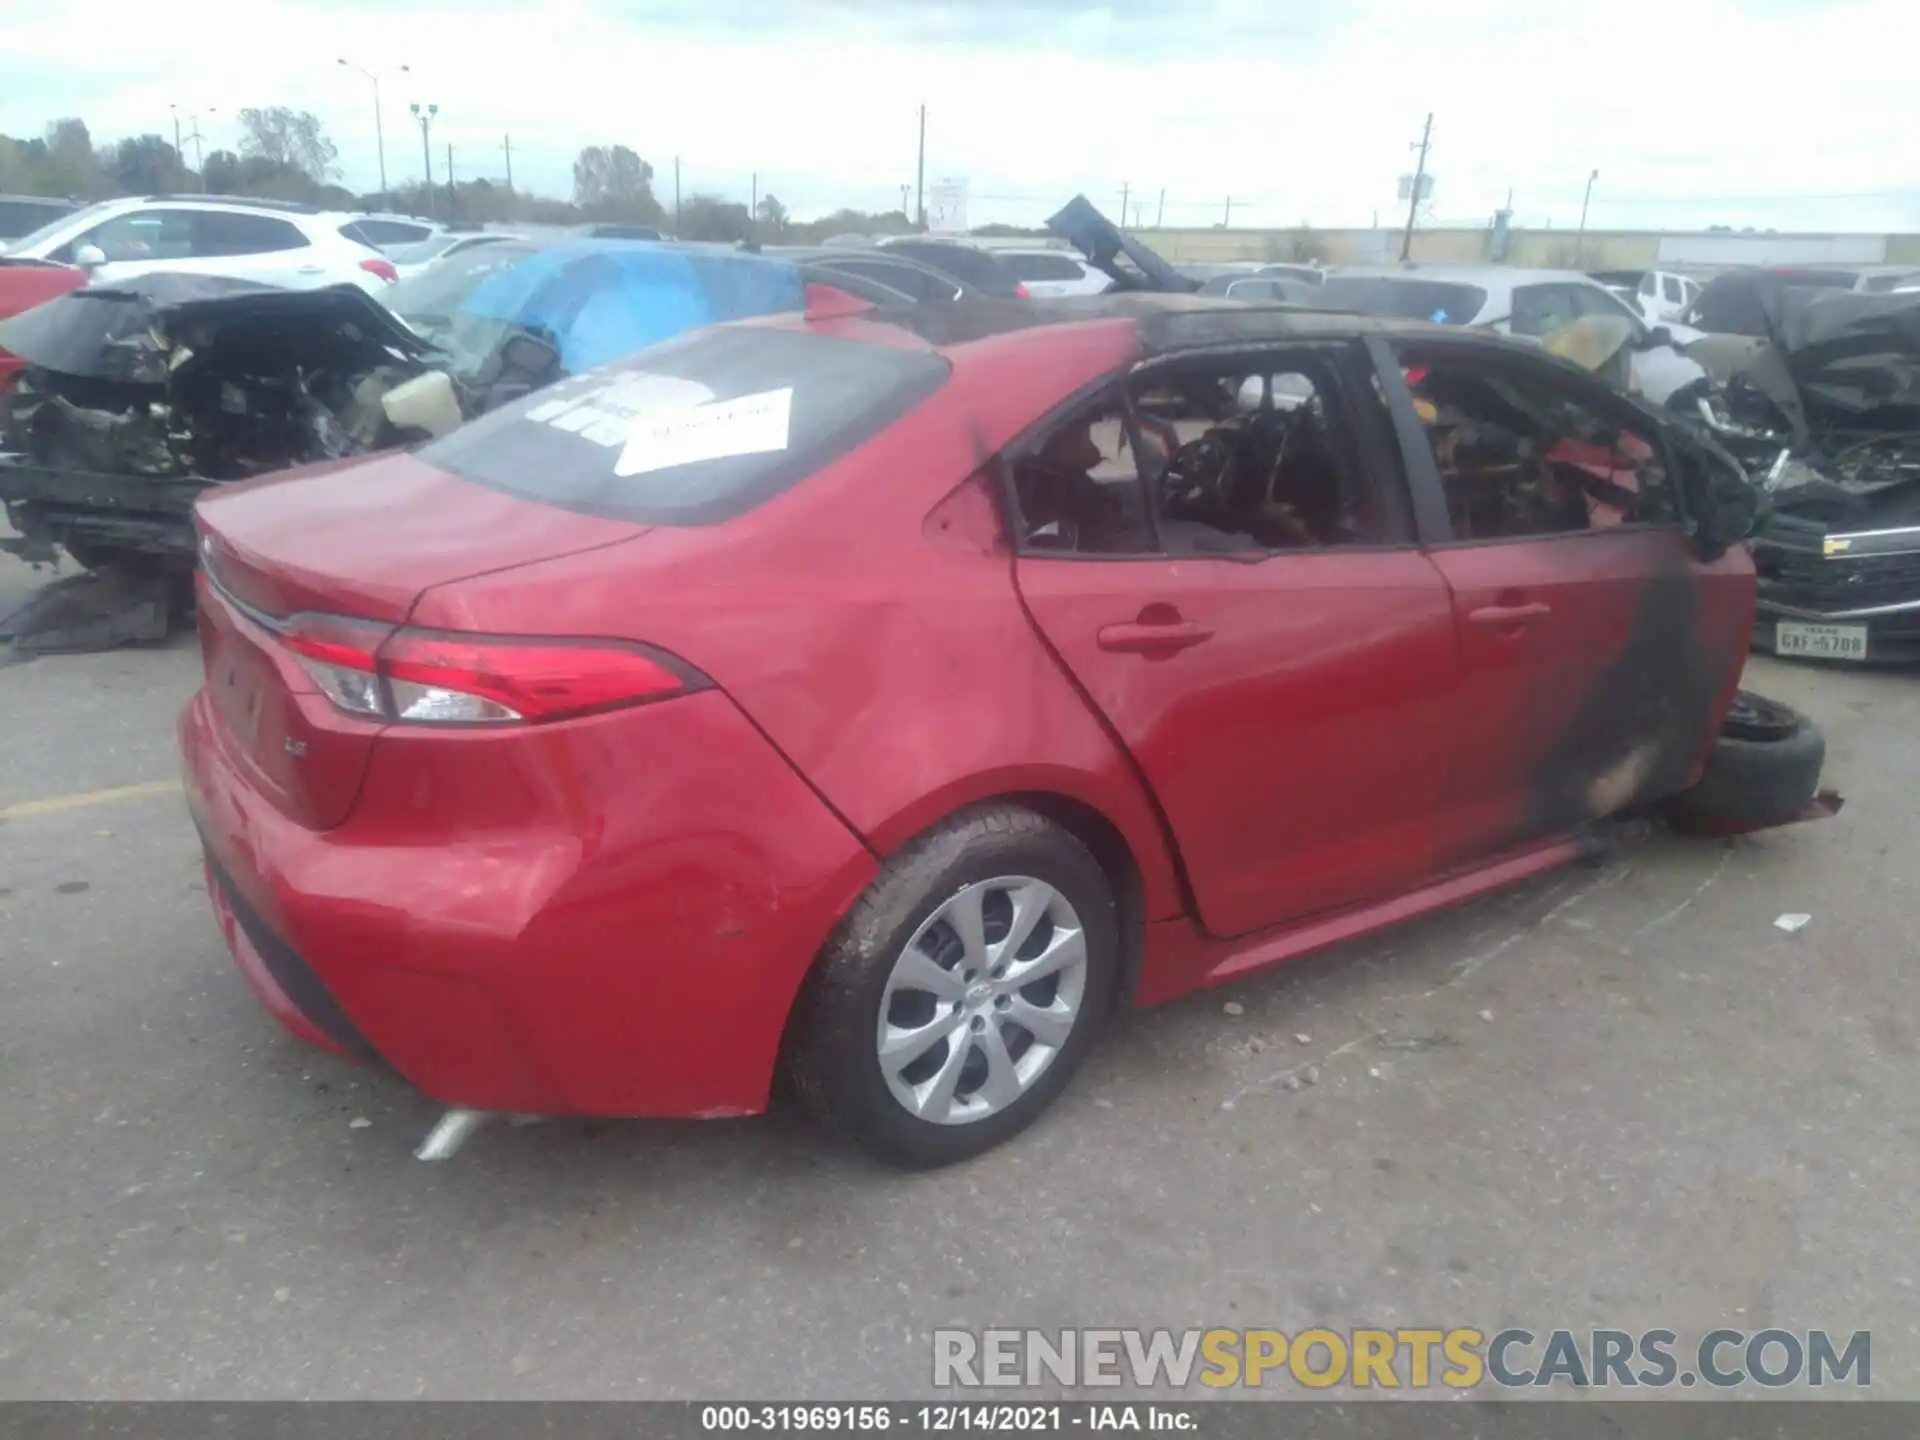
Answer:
[{"left": 1776, "top": 620, "right": 1868, "bottom": 660}]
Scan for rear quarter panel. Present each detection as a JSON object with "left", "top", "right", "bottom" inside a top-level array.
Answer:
[{"left": 408, "top": 319, "right": 1190, "bottom": 922}]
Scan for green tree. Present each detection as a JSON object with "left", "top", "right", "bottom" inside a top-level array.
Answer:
[
  {"left": 678, "top": 193, "right": 751, "bottom": 243},
  {"left": 236, "top": 107, "right": 339, "bottom": 183},
  {"left": 571, "top": 144, "right": 664, "bottom": 223},
  {"left": 37, "top": 118, "right": 100, "bottom": 196},
  {"left": 754, "top": 193, "right": 790, "bottom": 238},
  {"left": 107, "top": 134, "right": 186, "bottom": 195},
  {"left": 201, "top": 149, "right": 242, "bottom": 193}
]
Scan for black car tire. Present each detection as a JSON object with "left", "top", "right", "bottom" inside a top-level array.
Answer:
[
  {"left": 790, "top": 804, "right": 1120, "bottom": 1168},
  {"left": 1667, "top": 690, "right": 1825, "bottom": 832}
]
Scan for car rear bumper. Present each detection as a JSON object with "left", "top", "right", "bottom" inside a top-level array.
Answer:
[{"left": 180, "top": 685, "right": 878, "bottom": 1118}]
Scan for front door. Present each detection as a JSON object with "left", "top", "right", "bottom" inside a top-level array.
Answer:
[
  {"left": 1010, "top": 344, "right": 1463, "bottom": 939},
  {"left": 1387, "top": 339, "right": 1750, "bottom": 861}
]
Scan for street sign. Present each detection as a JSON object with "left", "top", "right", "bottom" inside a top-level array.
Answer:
[
  {"left": 1396, "top": 173, "right": 1435, "bottom": 202},
  {"left": 928, "top": 176, "right": 969, "bottom": 233}
]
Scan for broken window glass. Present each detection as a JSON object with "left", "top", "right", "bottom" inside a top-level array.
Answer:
[{"left": 1397, "top": 349, "right": 1678, "bottom": 540}]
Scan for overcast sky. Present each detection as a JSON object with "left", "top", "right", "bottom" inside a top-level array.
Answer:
[{"left": 4, "top": 0, "right": 1915, "bottom": 232}]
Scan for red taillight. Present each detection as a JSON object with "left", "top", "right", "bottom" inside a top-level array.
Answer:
[
  {"left": 1014, "top": 282, "right": 1031, "bottom": 299},
  {"left": 382, "top": 630, "right": 692, "bottom": 722},
  {"left": 359, "top": 256, "right": 399, "bottom": 284},
  {"left": 278, "top": 614, "right": 702, "bottom": 725}
]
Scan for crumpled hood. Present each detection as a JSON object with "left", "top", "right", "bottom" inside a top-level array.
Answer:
[{"left": 0, "top": 274, "right": 440, "bottom": 386}]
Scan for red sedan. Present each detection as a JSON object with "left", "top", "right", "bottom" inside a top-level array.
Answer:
[{"left": 180, "top": 293, "right": 1827, "bottom": 1166}]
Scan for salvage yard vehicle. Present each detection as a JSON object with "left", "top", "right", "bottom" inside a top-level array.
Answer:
[
  {"left": 0, "top": 194, "right": 77, "bottom": 243},
  {"left": 1309, "top": 266, "right": 1709, "bottom": 409},
  {"left": 179, "top": 291, "right": 1833, "bottom": 1168},
  {"left": 384, "top": 229, "right": 523, "bottom": 280},
  {"left": 781, "top": 245, "right": 1004, "bottom": 305},
  {"left": 989, "top": 248, "right": 1113, "bottom": 298},
  {"left": 0, "top": 195, "right": 401, "bottom": 295},
  {"left": 1706, "top": 287, "right": 1920, "bottom": 662},
  {"left": 1590, "top": 269, "right": 1701, "bottom": 325},
  {"left": 875, "top": 237, "right": 1030, "bottom": 298},
  {"left": 0, "top": 258, "right": 85, "bottom": 390},
  {"left": 0, "top": 242, "right": 808, "bottom": 620}
]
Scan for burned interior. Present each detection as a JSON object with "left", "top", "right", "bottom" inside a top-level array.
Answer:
[{"left": 1011, "top": 349, "right": 1385, "bottom": 557}]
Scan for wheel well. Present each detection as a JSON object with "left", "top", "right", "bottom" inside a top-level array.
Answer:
[
  {"left": 777, "top": 790, "right": 1151, "bottom": 1086},
  {"left": 998, "top": 790, "right": 1147, "bottom": 1011}
]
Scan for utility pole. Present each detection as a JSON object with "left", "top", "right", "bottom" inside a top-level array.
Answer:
[
  {"left": 899, "top": 183, "right": 910, "bottom": 217},
  {"left": 446, "top": 142, "right": 454, "bottom": 219},
  {"left": 1156, "top": 187, "right": 1165, "bottom": 228},
  {"left": 1223, "top": 196, "right": 1233, "bottom": 226},
  {"left": 673, "top": 155, "right": 681, "bottom": 235},
  {"left": 409, "top": 102, "right": 438, "bottom": 218},
  {"left": 1400, "top": 111, "right": 1433, "bottom": 261},
  {"left": 170, "top": 106, "right": 183, "bottom": 173},
  {"left": 1575, "top": 169, "right": 1599, "bottom": 263},
  {"left": 503, "top": 134, "right": 514, "bottom": 194},
  {"left": 915, "top": 104, "right": 927, "bottom": 231},
  {"left": 1121, "top": 182, "right": 1130, "bottom": 227},
  {"left": 751, "top": 171, "right": 758, "bottom": 225}
]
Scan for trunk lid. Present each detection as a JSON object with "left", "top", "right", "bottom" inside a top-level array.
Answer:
[{"left": 195, "top": 451, "right": 648, "bottom": 828}]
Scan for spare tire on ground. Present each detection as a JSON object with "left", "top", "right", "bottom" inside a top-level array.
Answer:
[{"left": 1666, "top": 690, "right": 1826, "bottom": 834}]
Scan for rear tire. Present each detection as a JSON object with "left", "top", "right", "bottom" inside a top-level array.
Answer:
[
  {"left": 791, "top": 804, "right": 1120, "bottom": 1168},
  {"left": 1668, "top": 690, "right": 1825, "bottom": 832}
]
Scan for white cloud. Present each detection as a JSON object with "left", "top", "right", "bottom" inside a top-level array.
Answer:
[{"left": 3, "top": 0, "right": 1916, "bottom": 230}]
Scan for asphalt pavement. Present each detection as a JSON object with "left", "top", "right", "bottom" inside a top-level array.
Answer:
[{"left": 1, "top": 548, "right": 1917, "bottom": 1399}]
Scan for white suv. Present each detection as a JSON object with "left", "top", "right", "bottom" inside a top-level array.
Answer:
[
  {"left": 0, "top": 196, "right": 401, "bottom": 296},
  {"left": 990, "top": 247, "right": 1113, "bottom": 297}
]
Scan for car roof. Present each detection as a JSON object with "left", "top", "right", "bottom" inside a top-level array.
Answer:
[{"left": 802, "top": 291, "right": 1478, "bottom": 357}]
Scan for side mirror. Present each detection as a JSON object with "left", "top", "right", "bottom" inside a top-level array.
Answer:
[{"left": 73, "top": 244, "right": 106, "bottom": 269}]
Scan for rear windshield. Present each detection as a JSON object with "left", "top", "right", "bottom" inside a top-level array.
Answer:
[
  {"left": 420, "top": 326, "right": 951, "bottom": 525},
  {"left": 1312, "top": 278, "right": 1488, "bottom": 325}
]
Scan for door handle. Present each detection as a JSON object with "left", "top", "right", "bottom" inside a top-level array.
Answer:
[
  {"left": 1467, "top": 601, "right": 1552, "bottom": 627},
  {"left": 1097, "top": 619, "right": 1215, "bottom": 654},
  {"left": 296, "top": 265, "right": 325, "bottom": 275}
]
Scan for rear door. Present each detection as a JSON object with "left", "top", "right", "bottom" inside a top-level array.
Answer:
[
  {"left": 1382, "top": 337, "right": 1751, "bottom": 859},
  {"left": 1011, "top": 341, "right": 1464, "bottom": 939},
  {"left": 189, "top": 211, "right": 321, "bottom": 287}
]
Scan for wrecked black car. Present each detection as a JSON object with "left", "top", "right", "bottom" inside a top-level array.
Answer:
[
  {"left": 0, "top": 243, "right": 810, "bottom": 653},
  {"left": 1703, "top": 287, "right": 1920, "bottom": 662},
  {"left": 0, "top": 275, "right": 458, "bottom": 576}
]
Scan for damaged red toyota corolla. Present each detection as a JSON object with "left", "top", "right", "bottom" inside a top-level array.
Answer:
[{"left": 178, "top": 291, "right": 1837, "bottom": 1167}]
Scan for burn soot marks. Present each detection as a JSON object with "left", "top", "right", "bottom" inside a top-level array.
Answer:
[{"left": 1525, "top": 554, "right": 1728, "bottom": 841}]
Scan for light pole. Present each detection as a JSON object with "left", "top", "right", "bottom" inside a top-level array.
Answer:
[
  {"left": 409, "top": 101, "right": 439, "bottom": 218},
  {"left": 338, "top": 59, "right": 409, "bottom": 201},
  {"left": 1576, "top": 168, "right": 1599, "bottom": 263}
]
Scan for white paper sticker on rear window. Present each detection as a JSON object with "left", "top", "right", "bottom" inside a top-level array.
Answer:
[
  {"left": 527, "top": 373, "right": 718, "bottom": 448},
  {"left": 614, "top": 387, "right": 794, "bottom": 478}
]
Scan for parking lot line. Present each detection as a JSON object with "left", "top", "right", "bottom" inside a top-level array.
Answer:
[{"left": 0, "top": 779, "right": 182, "bottom": 822}]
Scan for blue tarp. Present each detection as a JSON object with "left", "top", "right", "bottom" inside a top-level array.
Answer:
[{"left": 456, "top": 241, "right": 806, "bottom": 373}]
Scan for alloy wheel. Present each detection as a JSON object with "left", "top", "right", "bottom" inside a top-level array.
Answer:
[{"left": 875, "top": 876, "right": 1089, "bottom": 1126}]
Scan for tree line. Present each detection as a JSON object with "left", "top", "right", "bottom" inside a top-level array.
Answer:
[{"left": 1, "top": 112, "right": 935, "bottom": 244}]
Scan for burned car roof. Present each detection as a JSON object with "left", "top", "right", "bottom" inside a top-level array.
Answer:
[
  {"left": 828, "top": 291, "right": 1460, "bottom": 354},
  {"left": 0, "top": 274, "right": 438, "bottom": 388}
]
